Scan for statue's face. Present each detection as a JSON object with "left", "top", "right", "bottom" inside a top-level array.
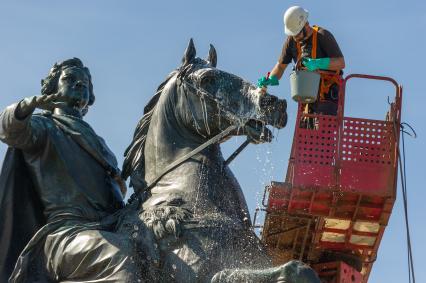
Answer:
[{"left": 57, "top": 67, "right": 90, "bottom": 110}]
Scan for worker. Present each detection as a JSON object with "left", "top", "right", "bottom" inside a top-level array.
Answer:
[{"left": 258, "top": 6, "right": 345, "bottom": 116}]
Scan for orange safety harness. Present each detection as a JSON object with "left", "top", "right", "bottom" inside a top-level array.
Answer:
[{"left": 296, "top": 25, "right": 343, "bottom": 101}]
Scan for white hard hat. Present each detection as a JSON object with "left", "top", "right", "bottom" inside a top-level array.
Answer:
[{"left": 283, "top": 6, "right": 309, "bottom": 36}]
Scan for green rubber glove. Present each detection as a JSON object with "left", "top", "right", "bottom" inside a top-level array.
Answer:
[
  {"left": 257, "top": 74, "right": 279, "bottom": 87},
  {"left": 257, "top": 76, "right": 268, "bottom": 87},
  {"left": 268, "top": 75, "right": 279, "bottom": 86},
  {"left": 302, "top": 57, "right": 330, "bottom": 71}
]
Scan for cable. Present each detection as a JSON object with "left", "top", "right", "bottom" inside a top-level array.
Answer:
[{"left": 396, "top": 122, "right": 416, "bottom": 283}]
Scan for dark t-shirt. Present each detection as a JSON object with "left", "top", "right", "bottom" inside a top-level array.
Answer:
[{"left": 279, "top": 27, "right": 343, "bottom": 65}]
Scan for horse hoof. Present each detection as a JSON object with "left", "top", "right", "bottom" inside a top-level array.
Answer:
[{"left": 276, "top": 260, "right": 321, "bottom": 283}]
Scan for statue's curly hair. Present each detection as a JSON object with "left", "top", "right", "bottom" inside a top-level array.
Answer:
[{"left": 41, "top": 57, "right": 95, "bottom": 106}]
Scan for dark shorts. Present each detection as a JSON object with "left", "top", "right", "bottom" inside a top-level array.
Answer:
[{"left": 310, "top": 83, "right": 340, "bottom": 116}]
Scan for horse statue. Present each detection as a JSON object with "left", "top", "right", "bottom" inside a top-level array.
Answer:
[{"left": 122, "top": 39, "right": 321, "bottom": 283}]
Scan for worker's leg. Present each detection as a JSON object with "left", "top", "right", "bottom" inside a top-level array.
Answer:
[{"left": 313, "top": 84, "right": 339, "bottom": 116}]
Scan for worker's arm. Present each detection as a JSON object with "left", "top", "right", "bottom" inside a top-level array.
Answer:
[
  {"left": 257, "top": 62, "right": 289, "bottom": 88},
  {"left": 304, "top": 28, "right": 345, "bottom": 71},
  {"left": 257, "top": 36, "right": 294, "bottom": 88},
  {"left": 328, "top": 56, "right": 345, "bottom": 71},
  {"left": 270, "top": 62, "right": 289, "bottom": 80},
  {"left": 302, "top": 56, "right": 345, "bottom": 72}
]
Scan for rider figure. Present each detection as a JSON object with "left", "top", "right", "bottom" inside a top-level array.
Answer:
[{"left": 0, "top": 58, "right": 157, "bottom": 282}]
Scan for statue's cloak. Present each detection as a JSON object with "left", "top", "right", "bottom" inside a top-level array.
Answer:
[
  {"left": 0, "top": 112, "right": 125, "bottom": 282},
  {"left": 0, "top": 147, "right": 45, "bottom": 282}
]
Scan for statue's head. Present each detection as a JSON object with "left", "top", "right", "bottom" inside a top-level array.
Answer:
[{"left": 41, "top": 58, "right": 95, "bottom": 115}]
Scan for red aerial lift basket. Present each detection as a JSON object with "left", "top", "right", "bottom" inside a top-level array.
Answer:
[{"left": 262, "top": 74, "right": 402, "bottom": 282}]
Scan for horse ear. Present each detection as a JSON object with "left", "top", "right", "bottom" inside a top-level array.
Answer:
[
  {"left": 182, "top": 38, "right": 196, "bottom": 65},
  {"left": 206, "top": 44, "right": 217, "bottom": 67}
]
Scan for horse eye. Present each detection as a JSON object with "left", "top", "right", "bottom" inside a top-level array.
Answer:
[
  {"left": 200, "top": 75, "right": 219, "bottom": 94},
  {"left": 201, "top": 76, "right": 215, "bottom": 86}
]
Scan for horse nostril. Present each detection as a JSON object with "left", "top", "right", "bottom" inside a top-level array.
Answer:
[{"left": 277, "top": 99, "right": 287, "bottom": 111}]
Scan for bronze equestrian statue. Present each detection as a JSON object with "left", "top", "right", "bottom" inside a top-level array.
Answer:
[{"left": 0, "top": 41, "right": 320, "bottom": 283}]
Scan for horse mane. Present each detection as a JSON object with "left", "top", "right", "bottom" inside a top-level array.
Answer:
[{"left": 122, "top": 70, "right": 178, "bottom": 183}]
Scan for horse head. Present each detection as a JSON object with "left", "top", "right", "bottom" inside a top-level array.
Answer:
[
  {"left": 123, "top": 39, "right": 287, "bottom": 192},
  {"left": 176, "top": 38, "right": 287, "bottom": 142}
]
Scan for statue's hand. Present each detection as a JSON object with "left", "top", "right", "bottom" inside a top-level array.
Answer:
[{"left": 16, "top": 93, "right": 66, "bottom": 119}]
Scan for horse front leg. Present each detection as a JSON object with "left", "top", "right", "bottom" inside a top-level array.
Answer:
[{"left": 210, "top": 260, "right": 321, "bottom": 283}]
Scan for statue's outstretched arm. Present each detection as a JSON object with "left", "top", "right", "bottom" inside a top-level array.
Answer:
[{"left": 0, "top": 96, "right": 52, "bottom": 150}]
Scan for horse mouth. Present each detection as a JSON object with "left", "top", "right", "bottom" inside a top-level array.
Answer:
[{"left": 244, "top": 119, "right": 273, "bottom": 143}]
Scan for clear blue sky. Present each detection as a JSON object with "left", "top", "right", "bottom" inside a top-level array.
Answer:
[{"left": 0, "top": 1, "right": 424, "bottom": 282}]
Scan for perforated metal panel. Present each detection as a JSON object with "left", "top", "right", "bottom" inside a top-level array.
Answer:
[
  {"left": 339, "top": 117, "right": 396, "bottom": 195},
  {"left": 293, "top": 115, "right": 338, "bottom": 189},
  {"left": 296, "top": 115, "right": 338, "bottom": 165},
  {"left": 340, "top": 118, "right": 393, "bottom": 165}
]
